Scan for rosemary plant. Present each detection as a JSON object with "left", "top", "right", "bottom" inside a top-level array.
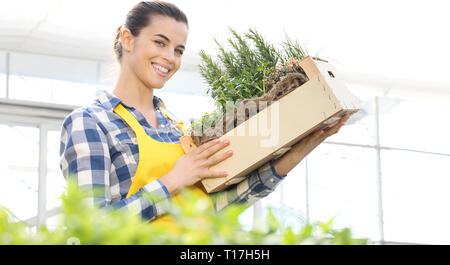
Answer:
[{"left": 193, "top": 28, "right": 308, "bottom": 138}]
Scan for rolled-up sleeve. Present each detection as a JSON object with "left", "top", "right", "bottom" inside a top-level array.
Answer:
[{"left": 212, "top": 159, "right": 287, "bottom": 212}]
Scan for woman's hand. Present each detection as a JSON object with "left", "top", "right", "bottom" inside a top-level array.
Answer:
[
  {"left": 273, "top": 114, "right": 350, "bottom": 177},
  {"left": 160, "top": 139, "right": 233, "bottom": 195}
]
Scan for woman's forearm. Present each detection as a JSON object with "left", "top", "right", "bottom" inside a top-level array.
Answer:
[
  {"left": 272, "top": 114, "right": 349, "bottom": 177},
  {"left": 272, "top": 138, "right": 310, "bottom": 177}
]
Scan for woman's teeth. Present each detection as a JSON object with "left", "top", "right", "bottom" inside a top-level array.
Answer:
[{"left": 153, "top": 64, "right": 169, "bottom": 73}]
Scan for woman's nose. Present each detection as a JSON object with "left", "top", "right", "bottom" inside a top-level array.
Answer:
[{"left": 162, "top": 49, "right": 176, "bottom": 64}]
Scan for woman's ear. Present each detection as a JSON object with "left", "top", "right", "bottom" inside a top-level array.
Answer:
[{"left": 121, "top": 28, "right": 134, "bottom": 53}]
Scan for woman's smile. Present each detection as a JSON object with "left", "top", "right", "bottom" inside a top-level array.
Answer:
[{"left": 151, "top": 62, "right": 171, "bottom": 77}]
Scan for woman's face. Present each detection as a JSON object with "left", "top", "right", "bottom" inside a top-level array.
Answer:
[{"left": 123, "top": 15, "right": 188, "bottom": 89}]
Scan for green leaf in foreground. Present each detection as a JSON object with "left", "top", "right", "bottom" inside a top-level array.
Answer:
[{"left": 0, "top": 180, "right": 368, "bottom": 245}]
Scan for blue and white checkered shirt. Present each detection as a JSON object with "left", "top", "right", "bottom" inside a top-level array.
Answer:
[{"left": 59, "top": 90, "right": 286, "bottom": 222}]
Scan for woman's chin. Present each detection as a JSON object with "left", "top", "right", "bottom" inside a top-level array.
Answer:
[{"left": 147, "top": 80, "right": 166, "bottom": 89}]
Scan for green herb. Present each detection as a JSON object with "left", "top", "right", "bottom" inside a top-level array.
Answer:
[{"left": 192, "top": 28, "right": 308, "bottom": 138}]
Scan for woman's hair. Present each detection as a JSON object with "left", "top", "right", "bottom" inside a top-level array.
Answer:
[{"left": 113, "top": 1, "right": 188, "bottom": 61}]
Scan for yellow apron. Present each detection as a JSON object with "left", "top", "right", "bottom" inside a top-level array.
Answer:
[{"left": 113, "top": 103, "right": 212, "bottom": 232}]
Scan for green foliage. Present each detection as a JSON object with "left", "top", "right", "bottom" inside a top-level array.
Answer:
[
  {"left": 0, "top": 180, "right": 368, "bottom": 245},
  {"left": 280, "top": 33, "right": 308, "bottom": 64},
  {"left": 199, "top": 28, "right": 307, "bottom": 107},
  {"left": 194, "top": 28, "right": 308, "bottom": 134}
]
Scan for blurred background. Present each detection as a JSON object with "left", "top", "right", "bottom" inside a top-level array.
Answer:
[{"left": 0, "top": 0, "right": 449, "bottom": 244}]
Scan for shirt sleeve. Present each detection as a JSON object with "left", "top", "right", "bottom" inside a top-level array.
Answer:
[
  {"left": 59, "top": 109, "right": 172, "bottom": 221},
  {"left": 211, "top": 159, "right": 287, "bottom": 212}
]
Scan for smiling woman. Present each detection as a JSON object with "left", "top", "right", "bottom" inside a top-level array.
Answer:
[
  {"left": 58, "top": 0, "right": 289, "bottom": 231},
  {"left": 113, "top": 3, "right": 188, "bottom": 90}
]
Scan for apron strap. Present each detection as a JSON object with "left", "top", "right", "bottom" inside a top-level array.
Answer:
[
  {"left": 113, "top": 103, "right": 148, "bottom": 140},
  {"left": 159, "top": 104, "right": 187, "bottom": 135}
]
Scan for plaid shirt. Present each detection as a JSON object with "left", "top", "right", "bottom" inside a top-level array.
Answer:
[{"left": 59, "top": 89, "right": 286, "bottom": 222}]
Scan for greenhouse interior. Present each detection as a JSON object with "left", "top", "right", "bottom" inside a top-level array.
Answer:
[{"left": 1, "top": 0, "right": 449, "bottom": 245}]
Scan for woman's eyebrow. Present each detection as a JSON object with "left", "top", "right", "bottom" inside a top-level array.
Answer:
[{"left": 153, "top": 33, "right": 185, "bottom": 49}]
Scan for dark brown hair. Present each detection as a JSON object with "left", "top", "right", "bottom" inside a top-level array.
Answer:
[{"left": 113, "top": 1, "right": 188, "bottom": 61}]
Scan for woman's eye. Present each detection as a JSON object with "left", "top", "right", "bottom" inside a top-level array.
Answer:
[
  {"left": 176, "top": 49, "right": 184, "bottom": 55},
  {"left": 155, "top": 40, "right": 165, "bottom": 47}
]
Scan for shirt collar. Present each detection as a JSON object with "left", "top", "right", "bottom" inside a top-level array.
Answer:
[{"left": 95, "top": 89, "right": 163, "bottom": 111}]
